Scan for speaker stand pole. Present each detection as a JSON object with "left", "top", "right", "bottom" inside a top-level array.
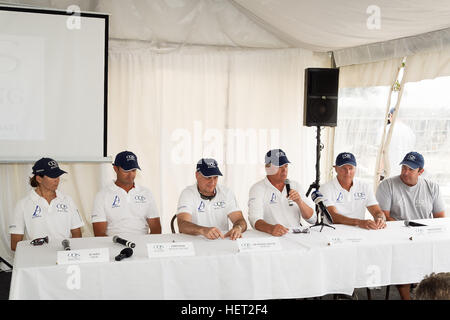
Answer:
[{"left": 306, "top": 126, "right": 335, "bottom": 232}]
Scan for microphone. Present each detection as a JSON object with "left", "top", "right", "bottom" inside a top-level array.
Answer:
[
  {"left": 113, "top": 235, "right": 136, "bottom": 248},
  {"left": 311, "top": 190, "right": 334, "bottom": 224},
  {"left": 62, "top": 239, "right": 71, "bottom": 251},
  {"left": 115, "top": 248, "right": 133, "bottom": 261},
  {"left": 404, "top": 220, "right": 427, "bottom": 227},
  {"left": 284, "top": 179, "right": 294, "bottom": 206}
]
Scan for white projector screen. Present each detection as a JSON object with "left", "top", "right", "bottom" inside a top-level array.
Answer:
[{"left": 0, "top": 6, "right": 108, "bottom": 162}]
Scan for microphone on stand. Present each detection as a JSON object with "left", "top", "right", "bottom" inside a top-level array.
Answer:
[
  {"left": 62, "top": 239, "right": 71, "bottom": 251},
  {"left": 113, "top": 236, "right": 136, "bottom": 248},
  {"left": 115, "top": 248, "right": 133, "bottom": 261},
  {"left": 404, "top": 220, "right": 427, "bottom": 227},
  {"left": 311, "top": 190, "right": 334, "bottom": 223},
  {"left": 284, "top": 179, "right": 294, "bottom": 206}
]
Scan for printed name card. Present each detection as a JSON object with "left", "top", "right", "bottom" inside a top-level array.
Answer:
[
  {"left": 57, "top": 248, "right": 110, "bottom": 265},
  {"left": 237, "top": 237, "right": 282, "bottom": 252},
  {"left": 327, "top": 236, "right": 365, "bottom": 246},
  {"left": 409, "top": 225, "right": 449, "bottom": 240},
  {"left": 147, "top": 242, "right": 195, "bottom": 258}
]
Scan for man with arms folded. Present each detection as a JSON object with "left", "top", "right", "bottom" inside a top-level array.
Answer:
[
  {"left": 319, "top": 152, "right": 386, "bottom": 230},
  {"left": 176, "top": 158, "right": 247, "bottom": 240},
  {"left": 91, "top": 151, "right": 161, "bottom": 236},
  {"left": 376, "top": 151, "right": 445, "bottom": 300},
  {"left": 248, "top": 149, "right": 316, "bottom": 236}
]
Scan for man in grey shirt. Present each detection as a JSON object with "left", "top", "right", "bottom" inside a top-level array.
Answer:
[{"left": 376, "top": 151, "right": 445, "bottom": 300}]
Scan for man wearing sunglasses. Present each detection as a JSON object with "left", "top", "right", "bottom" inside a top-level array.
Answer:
[
  {"left": 91, "top": 151, "right": 161, "bottom": 237},
  {"left": 9, "top": 158, "right": 84, "bottom": 251}
]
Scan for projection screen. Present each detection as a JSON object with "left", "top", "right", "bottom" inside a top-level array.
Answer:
[{"left": 0, "top": 5, "right": 108, "bottom": 162}]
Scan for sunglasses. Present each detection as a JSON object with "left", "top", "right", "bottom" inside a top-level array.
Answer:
[{"left": 30, "top": 236, "right": 49, "bottom": 246}]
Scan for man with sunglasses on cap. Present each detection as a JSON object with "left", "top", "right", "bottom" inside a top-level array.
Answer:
[
  {"left": 248, "top": 149, "right": 316, "bottom": 236},
  {"left": 9, "top": 158, "right": 84, "bottom": 251},
  {"left": 91, "top": 151, "right": 161, "bottom": 236},
  {"left": 176, "top": 158, "right": 247, "bottom": 240},
  {"left": 376, "top": 151, "right": 445, "bottom": 300},
  {"left": 318, "top": 152, "right": 386, "bottom": 230}
]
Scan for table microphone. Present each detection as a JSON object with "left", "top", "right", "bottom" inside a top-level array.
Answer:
[
  {"left": 62, "top": 239, "right": 71, "bottom": 251},
  {"left": 113, "top": 235, "right": 136, "bottom": 248},
  {"left": 404, "top": 220, "right": 427, "bottom": 227},
  {"left": 284, "top": 179, "right": 294, "bottom": 206},
  {"left": 311, "top": 190, "right": 334, "bottom": 223},
  {"left": 115, "top": 248, "right": 133, "bottom": 261}
]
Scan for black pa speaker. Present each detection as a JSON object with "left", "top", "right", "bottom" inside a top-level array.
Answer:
[{"left": 303, "top": 68, "right": 339, "bottom": 127}]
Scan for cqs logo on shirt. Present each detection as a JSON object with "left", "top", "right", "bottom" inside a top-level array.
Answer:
[
  {"left": 198, "top": 201, "right": 205, "bottom": 212},
  {"left": 213, "top": 201, "right": 226, "bottom": 209},
  {"left": 32, "top": 205, "right": 42, "bottom": 218},
  {"left": 353, "top": 192, "right": 366, "bottom": 201},
  {"left": 134, "top": 195, "right": 146, "bottom": 203},
  {"left": 270, "top": 193, "right": 277, "bottom": 204},
  {"left": 56, "top": 203, "right": 68, "bottom": 213},
  {"left": 112, "top": 195, "right": 120, "bottom": 208}
]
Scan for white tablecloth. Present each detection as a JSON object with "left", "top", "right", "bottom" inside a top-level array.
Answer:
[{"left": 9, "top": 218, "right": 450, "bottom": 300}]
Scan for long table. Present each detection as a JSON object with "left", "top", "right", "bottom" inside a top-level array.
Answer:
[{"left": 9, "top": 218, "right": 450, "bottom": 300}]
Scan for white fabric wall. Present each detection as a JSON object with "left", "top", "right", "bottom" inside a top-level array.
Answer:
[{"left": 0, "top": 43, "right": 330, "bottom": 267}]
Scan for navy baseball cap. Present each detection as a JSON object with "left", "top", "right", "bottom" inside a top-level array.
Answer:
[
  {"left": 196, "top": 158, "right": 222, "bottom": 177},
  {"left": 335, "top": 152, "right": 357, "bottom": 167},
  {"left": 265, "top": 149, "right": 290, "bottom": 167},
  {"left": 113, "top": 151, "right": 141, "bottom": 171},
  {"left": 400, "top": 151, "right": 424, "bottom": 169},
  {"left": 32, "top": 158, "right": 66, "bottom": 178}
]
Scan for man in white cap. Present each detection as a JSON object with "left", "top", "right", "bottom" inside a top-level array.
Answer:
[
  {"left": 248, "top": 149, "right": 316, "bottom": 236},
  {"left": 319, "top": 152, "right": 386, "bottom": 229},
  {"left": 91, "top": 151, "right": 161, "bottom": 236},
  {"left": 376, "top": 151, "right": 445, "bottom": 300},
  {"left": 176, "top": 158, "right": 247, "bottom": 240},
  {"left": 9, "top": 157, "right": 84, "bottom": 251}
]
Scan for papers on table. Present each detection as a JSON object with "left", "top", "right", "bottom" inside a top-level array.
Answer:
[{"left": 57, "top": 248, "right": 109, "bottom": 265}]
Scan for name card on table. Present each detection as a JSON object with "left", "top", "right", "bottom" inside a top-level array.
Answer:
[
  {"left": 237, "top": 237, "right": 282, "bottom": 253},
  {"left": 57, "top": 248, "right": 110, "bottom": 265},
  {"left": 409, "top": 225, "right": 449, "bottom": 240},
  {"left": 327, "top": 236, "right": 365, "bottom": 246},
  {"left": 147, "top": 242, "right": 195, "bottom": 258}
]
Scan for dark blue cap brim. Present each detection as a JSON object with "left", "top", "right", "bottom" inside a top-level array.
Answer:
[
  {"left": 44, "top": 168, "right": 67, "bottom": 178},
  {"left": 266, "top": 157, "right": 290, "bottom": 167},
  {"left": 400, "top": 161, "right": 420, "bottom": 170},
  {"left": 197, "top": 167, "right": 222, "bottom": 177},
  {"left": 336, "top": 161, "right": 357, "bottom": 167}
]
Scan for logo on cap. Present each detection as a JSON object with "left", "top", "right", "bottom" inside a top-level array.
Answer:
[{"left": 400, "top": 151, "right": 424, "bottom": 169}]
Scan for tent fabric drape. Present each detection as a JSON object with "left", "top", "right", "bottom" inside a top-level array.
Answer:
[{"left": 0, "top": 42, "right": 330, "bottom": 266}]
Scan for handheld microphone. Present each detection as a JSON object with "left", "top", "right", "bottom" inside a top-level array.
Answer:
[
  {"left": 113, "top": 236, "right": 136, "bottom": 248},
  {"left": 62, "top": 239, "right": 71, "bottom": 251},
  {"left": 404, "top": 220, "right": 427, "bottom": 227},
  {"left": 115, "top": 248, "right": 133, "bottom": 261},
  {"left": 284, "top": 179, "right": 294, "bottom": 206},
  {"left": 311, "top": 190, "right": 334, "bottom": 223}
]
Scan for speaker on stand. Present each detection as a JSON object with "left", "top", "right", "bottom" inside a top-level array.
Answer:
[{"left": 303, "top": 68, "right": 339, "bottom": 231}]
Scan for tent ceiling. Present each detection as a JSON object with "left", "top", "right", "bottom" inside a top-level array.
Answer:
[{"left": 2, "top": 0, "right": 450, "bottom": 52}]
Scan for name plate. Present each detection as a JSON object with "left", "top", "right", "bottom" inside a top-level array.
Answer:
[
  {"left": 237, "top": 237, "right": 282, "bottom": 252},
  {"left": 57, "top": 248, "right": 110, "bottom": 265},
  {"left": 327, "top": 236, "right": 365, "bottom": 246},
  {"left": 409, "top": 225, "right": 448, "bottom": 240},
  {"left": 147, "top": 242, "right": 195, "bottom": 258}
]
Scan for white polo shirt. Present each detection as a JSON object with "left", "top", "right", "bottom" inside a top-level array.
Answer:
[
  {"left": 176, "top": 184, "right": 241, "bottom": 231},
  {"left": 248, "top": 177, "right": 316, "bottom": 228},
  {"left": 320, "top": 177, "right": 378, "bottom": 220},
  {"left": 9, "top": 189, "right": 84, "bottom": 241},
  {"left": 91, "top": 182, "right": 159, "bottom": 236}
]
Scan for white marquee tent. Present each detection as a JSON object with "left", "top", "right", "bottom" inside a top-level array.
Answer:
[{"left": 1, "top": 0, "right": 450, "bottom": 267}]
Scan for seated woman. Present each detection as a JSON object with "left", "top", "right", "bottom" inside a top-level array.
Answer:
[{"left": 9, "top": 157, "right": 84, "bottom": 251}]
